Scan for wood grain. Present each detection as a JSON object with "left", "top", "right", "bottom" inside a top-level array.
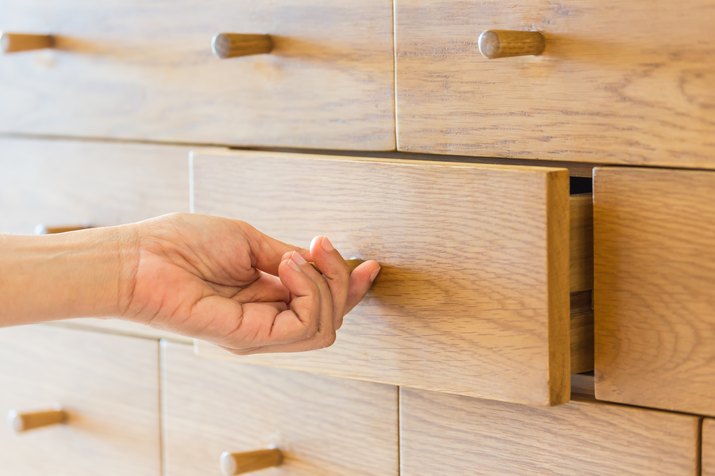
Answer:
[
  {"left": 400, "top": 389, "right": 699, "bottom": 475},
  {"left": 191, "top": 150, "right": 579, "bottom": 405},
  {"left": 395, "top": 0, "right": 715, "bottom": 168},
  {"left": 162, "top": 341, "right": 398, "bottom": 476},
  {"left": 594, "top": 167, "right": 715, "bottom": 416},
  {"left": 0, "top": 0, "right": 395, "bottom": 150},
  {"left": 0, "top": 325, "right": 160, "bottom": 476},
  {"left": 0, "top": 137, "right": 192, "bottom": 342},
  {"left": 705, "top": 419, "right": 715, "bottom": 476}
]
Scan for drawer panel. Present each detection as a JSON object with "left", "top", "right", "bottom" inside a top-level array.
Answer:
[
  {"left": 705, "top": 419, "right": 715, "bottom": 476},
  {"left": 0, "top": 0, "right": 394, "bottom": 150},
  {"left": 401, "top": 389, "right": 699, "bottom": 475},
  {"left": 162, "top": 341, "right": 398, "bottom": 475},
  {"left": 395, "top": 0, "right": 715, "bottom": 168},
  {"left": 0, "top": 326, "right": 160, "bottom": 476},
  {"left": 191, "top": 150, "right": 590, "bottom": 406},
  {"left": 0, "top": 137, "right": 190, "bottom": 341},
  {"left": 594, "top": 167, "right": 715, "bottom": 416}
]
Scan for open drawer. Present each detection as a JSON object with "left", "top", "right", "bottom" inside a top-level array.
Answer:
[{"left": 191, "top": 150, "right": 593, "bottom": 406}]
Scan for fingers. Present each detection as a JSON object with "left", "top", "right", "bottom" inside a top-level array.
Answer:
[
  {"left": 309, "top": 236, "right": 350, "bottom": 329},
  {"left": 346, "top": 259, "right": 381, "bottom": 314},
  {"left": 239, "top": 222, "right": 310, "bottom": 276}
]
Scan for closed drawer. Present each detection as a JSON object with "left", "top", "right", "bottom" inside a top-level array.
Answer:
[
  {"left": 0, "top": 0, "right": 394, "bottom": 150},
  {"left": 594, "top": 167, "right": 715, "bottom": 416},
  {"left": 191, "top": 150, "right": 593, "bottom": 406},
  {"left": 705, "top": 419, "right": 715, "bottom": 476},
  {"left": 401, "top": 389, "right": 699, "bottom": 475},
  {"left": 0, "top": 137, "right": 190, "bottom": 341},
  {"left": 0, "top": 325, "right": 160, "bottom": 476},
  {"left": 395, "top": 0, "right": 715, "bottom": 168},
  {"left": 161, "top": 341, "right": 398, "bottom": 475}
]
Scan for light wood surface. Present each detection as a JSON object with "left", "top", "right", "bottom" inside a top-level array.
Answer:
[
  {"left": 0, "top": 0, "right": 394, "bottom": 150},
  {"left": 191, "top": 150, "right": 582, "bottom": 405},
  {"left": 162, "top": 341, "right": 398, "bottom": 475},
  {"left": 7, "top": 408, "right": 67, "bottom": 433},
  {"left": 400, "top": 389, "right": 699, "bottom": 475},
  {"left": 705, "top": 419, "right": 715, "bottom": 476},
  {"left": 0, "top": 137, "right": 192, "bottom": 342},
  {"left": 1, "top": 32, "right": 54, "bottom": 53},
  {"left": 570, "top": 292, "right": 593, "bottom": 374},
  {"left": 395, "top": 0, "right": 715, "bottom": 168},
  {"left": 594, "top": 167, "right": 715, "bottom": 416},
  {"left": 0, "top": 325, "right": 160, "bottom": 476}
]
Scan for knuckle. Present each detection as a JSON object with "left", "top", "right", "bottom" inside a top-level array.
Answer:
[{"left": 321, "top": 332, "right": 337, "bottom": 348}]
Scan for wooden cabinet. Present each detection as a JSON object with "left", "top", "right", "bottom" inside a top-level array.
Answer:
[
  {"left": 705, "top": 419, "right": 715, "bottom": 476},
  {"left": 0, "top": 137, "right": 191, "bottom": 341},
  {"left": 594, "top": 167, "right": 715, "bottom": 416},
  {"left": 400, "top": 389, "right": 699, "bottom": 475},
  {"left": 0, "top": 0, "right": 395, "bottom": 150},
  {"left": 191, "top": 149, "right": 593, "bottom": 405},
  {"left": 161, "top": 341, "right": 398, "bottom": 475},
  {"left": 395, "top": 0, "right": 715, "bottom": 168},
  {"left": 0, "top": 326, "right": 160, "bottom": 475}
]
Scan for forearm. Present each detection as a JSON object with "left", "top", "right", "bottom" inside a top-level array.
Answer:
[{"left": 0, "top": 227, "right": 137, "bottom": 326}]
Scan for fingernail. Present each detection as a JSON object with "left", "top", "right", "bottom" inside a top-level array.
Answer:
[
  {"left": 322, "top": 237, "right": 334, "bottom": 252},
  {"left": 291, "top": 251, "right": 307, "bottom": 266},
  {"left": 369, "top": 266, "right": 381, "bottom": 282}
]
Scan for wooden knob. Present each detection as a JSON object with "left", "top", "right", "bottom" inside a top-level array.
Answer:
[
  {"left": 220, "top": 449, "right": 283, "bottom": 475},
  {"left": 478, "top": 30, "right": 545, "bottom": 59},
  {"left": 7, "top": 408, "right": 67, "bottom": 433},
  {"left": 1, "top": 32, "right": 55, "bottom": 54},
  {"left": 211, "top": 33, "right": 273, "bottom": 59},
  {"left": 34, "top": 224, "right": 91, "bottom": 235}
]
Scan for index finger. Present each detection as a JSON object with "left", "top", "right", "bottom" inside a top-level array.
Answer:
[{"left": 239, "top": 222, "right": 310, "bottom": 275}]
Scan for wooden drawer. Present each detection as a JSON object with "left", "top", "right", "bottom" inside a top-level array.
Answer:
[
  {"left": 401, "top": 389, "right": 699, "bottom": 475},
  {"left": 162, "top": 341, "right": 398, "bottom": 475},
  {"left": 191, "top": 150, "right": 593, "bottom": 406},
  {"left": 0, "top": 325, "right": 160, "bottom": 475},
  {"left": 594, "top": 167, "right": 715, "bottom": 416},
  {"left": 0, "top": 0, "right": 394, "bottom": 150},
  {"left": 705, "top": 419, "right": 715, "bottom": 476},
  {"left": 395, "top": 0, "right": 715, "bottom": 168},
  {"left": 0, "top": 137, "right": 190, "bottom": 341}
]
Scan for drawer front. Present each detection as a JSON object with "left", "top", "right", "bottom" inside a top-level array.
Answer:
[
  {"left": 594, "top": 167, "right": 715, "bottom": 416},
  {"left": 0, "top": 137, "right": 190, "bottom": 341},
  {"left": 191, "top": 150, "right": 581, "bottom": 406},
  {"left": 401, "top": 389, "right": 699, "bottom": 475},
  {"left": 162, "top": 341, "right": 398, "bottom": 475},
  {"left": 395, "top": 0, "right": 715, "bottom": 168},
  {"left": 705, "top": 419, "right": 715, "bottom": 476},
  {"left": 0, "top": 326, "right": 160, "bottom": 476},
  {"left": 0, "top": 0, "right": 394, "bottom": 150}
]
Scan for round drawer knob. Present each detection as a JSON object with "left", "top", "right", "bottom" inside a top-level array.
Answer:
[
  {"left": 211, "top": 33, "right": 273, "bottom": 59},
  {"left": 477, "top": 30, "right": 545, "bottom": 59},
  {"left": 220, "top": 449, "right": 283, "bottom": 475},
  {"left": 1, "top": 32, "right": 55, "bottom": 54},
  {"left": 34, "top": 224, "right": 91, "bottom": 235},
  {"left": 7, "top": 408, "right": 67, "bottom": 433}
]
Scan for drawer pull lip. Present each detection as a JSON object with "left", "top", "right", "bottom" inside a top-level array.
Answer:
[
  {"left": 34, "top": 224, "right": 91, "bottom": 235},
  {"left": 477, "top": 30, "right": 545, "bottom": 59},
  {"left": 220, "top": 449, "right": 283, "bottom": 475},
  {"left": 1, "top": 32, "right": 55, "bottom": 54},
  {"left": 211, "top": 33, "right": 273, "bottom": 59},
  {"left": 7, "top": 408, "right": 67, "bottom": 433}
]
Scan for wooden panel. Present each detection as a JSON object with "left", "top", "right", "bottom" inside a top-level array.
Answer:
[
  {"left": 0, "top": 137, "right": 192, "bottom": 341},
  {"left": 191, "top": 150, "right": 576, "bottom": 405},
  {"left": 0, "top": 325, "right": 160, "bottom": 476},
  {"left": 705, "top": 419, "right": 715, "bottom": 476},
  {"left": 162, "top": 341, "right": 398, "bottom": 475},
  {"left": 401, "top": 389, "right": 699, "bottom": 475},
  {"left": 395, "top": 0, "right": 715, "bottom": 168},
  {"left": 594, "top": 167, "right": 715, "bottom": 416},
  {"left": 0, "top": 0, "right": 394, "bottom": 150}
]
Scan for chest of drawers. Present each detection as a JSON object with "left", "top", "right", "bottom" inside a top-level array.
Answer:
[{"left": 1, "top": 0, "right": 714, "bottom": 474}]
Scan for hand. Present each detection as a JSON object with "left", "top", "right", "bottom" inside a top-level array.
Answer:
[{"left": 121, "top": 213, "right": 380, "bottom": 354}]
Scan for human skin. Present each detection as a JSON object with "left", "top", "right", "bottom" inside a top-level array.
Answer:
[{"left": 0, "top": 213, "right": 380, "bottom": 354}]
